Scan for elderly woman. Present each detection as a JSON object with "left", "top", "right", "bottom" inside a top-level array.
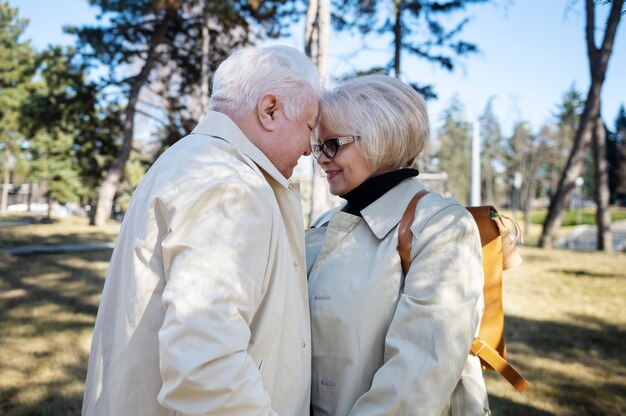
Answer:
[{"left": 305, "top": 74, "right": 489, "bottom": 415}]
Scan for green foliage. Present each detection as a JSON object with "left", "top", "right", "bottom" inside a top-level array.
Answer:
[
  {"left": 505, "top": 121, "right": 546, "bottom": 214},
  {"left": 19, "top": 46, "right": 120, "bottom": 205},
  {"left": 65, "top": 0, "right": 301, "bottom": 220},
  {"left": 28, "top": 131, "right": 83, "bottom": 204},
  {"left": 67, "top": 0, "right": 297, "bottom": 90},
  {"left": 434, "top": 95, "right": 471, "bottom": 203},
  {"left": 479, "top": 98, "right": 507, "bottom": 205},
  {"left": 546, "top": 84, "right": 586, "bottom": 195},
  {"left": 332, "top": 0, "right": 489, "bottom": 96},
  {"left": 530, "top": 208, "right": 626, "bottom": 226},
  {"left": 608, "top": 104, "right": 626, "bottom": 202},
  {"left": 0, "top": 1, "right": 36, "bottom": 168}
]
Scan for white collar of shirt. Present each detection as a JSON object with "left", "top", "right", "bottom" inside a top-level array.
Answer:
[{"left": 191, "top": 111, "right": 290, "bottom": 189}]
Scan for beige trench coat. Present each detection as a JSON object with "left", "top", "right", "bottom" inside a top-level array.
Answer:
[
  {"left": 306, "top": 177, "right": 489, "bottom": 415},
  {"left": 83, "top": 112, "right": 311, "bottom": 416}
]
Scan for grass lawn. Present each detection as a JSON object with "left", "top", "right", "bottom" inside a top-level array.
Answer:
[
  {"left": 529, "top": 207, "right": 626, "bottom": 227},
  {"left": 0, "top": 216, "right": 625, "bottom": 415},
  {"left": 485, "top": 246, "right": 626, "bottom": 415},
  {"left": 0, "top": 215, "right": 120, "bottom": 248}
]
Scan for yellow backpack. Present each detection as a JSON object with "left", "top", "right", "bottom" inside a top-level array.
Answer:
[{"left": 398, "top": 190, "right": 530, "bottom": 393}]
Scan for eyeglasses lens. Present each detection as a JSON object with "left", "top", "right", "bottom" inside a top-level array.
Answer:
[{"left": 322, "top": 140, "right": 338, "bottom": 158}]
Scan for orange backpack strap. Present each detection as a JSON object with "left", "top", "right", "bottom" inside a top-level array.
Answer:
[
  {"left": 398, "top": 190, "right": 430, "bottom": 275},
  {"left": 471, "top": 339, "right": 530, "bottom": 393},
  {"left": 399, "top": 194, "right": 530, "bottom": 393}
]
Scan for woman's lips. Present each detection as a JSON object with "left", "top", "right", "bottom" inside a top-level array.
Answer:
[{"left": 325, "top": 170, "right": 340, "bottom": 180}]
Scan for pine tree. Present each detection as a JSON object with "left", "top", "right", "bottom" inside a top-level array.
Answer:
[
  {"left": 608, "top": 105, "right": 626, "bottom": 203},
  {"left": 435, "top": 96, "right": 471, "bottom": 203},
  {"left": 332, "top": 0, "right": 488, "bottom": 97},
  {"left": 478, "top": 98, "right": 506, "bottom": 206},
  {"left": 20, "top": 46, "right": 109, "bottom": 219},
  {"left": 0, "top": 2, "right": 35, "bottom": 213},
  {"left": 68, "top": 0, "right": 298, "bottom": 225}
]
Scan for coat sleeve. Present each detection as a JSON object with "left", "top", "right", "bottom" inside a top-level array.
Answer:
[
  {"left": 156, "top": 177, "right": 278, "bottom": 416},
  {"left": 349, "top": 204, "right": 484, "bottom": 415}
]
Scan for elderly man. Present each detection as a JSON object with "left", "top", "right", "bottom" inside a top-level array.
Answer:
[{"left": 83, "top": 46, "right": 320, "bottom": 415}]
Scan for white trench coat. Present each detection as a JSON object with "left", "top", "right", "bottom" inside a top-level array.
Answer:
[
  {"left": 306, "top": 177, "right": 489, "bottom": 416},
  {"left": 83, "top": 112, "right": 311, "bottom": 416}
]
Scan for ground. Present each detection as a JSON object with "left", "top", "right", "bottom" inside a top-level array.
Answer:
[{"left": 0, "top": 215, "right": 625, "bottom": 415}]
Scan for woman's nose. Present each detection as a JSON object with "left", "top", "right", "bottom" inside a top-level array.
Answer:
[{"left": 316, "top": 151, "right": 330, "bottom": 164}]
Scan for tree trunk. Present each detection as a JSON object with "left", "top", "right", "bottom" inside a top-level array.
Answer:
[
  {"left": 46, "top": 192, "right": 52, "bottom": 220},
  {"left": 539, "top": 84, "right": 599, "bottom": 248},
  {"left": 393, "top": 0, "right": 402, "bottom": 78},
  {"left": 304, "top": 0, "right": 319, "bottom": 61},
  {"left": 88, "top": 199, "right": 96, "bottom": 226},
  {"left": 304, "top": 0, "right": 337, "bottom": 223},
  {"left": 1, "top": 147, "right": 9, "bottom": 214},
  {"left": 200, "top": 10, "right": 211, "bottom": 118},
  {"left": 538, "top": 0, "right": 623, "bottom": 248},
  {"left": 27, "top": 180, "right": 33, "bottom": 212},
  {"left": 93, "top": 9, "right": 175, "bottom": 226},
  {"left": 520, "top": 148, "right": 539, "bottom": 240},
  {"left": 593, "top": 114, "right": 613, "bottom": 251},
  {"left": 317, "top": 0, "right": 330, "bottom": 86}
]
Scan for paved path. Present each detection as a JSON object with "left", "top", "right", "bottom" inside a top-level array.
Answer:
[
  {"left": 0, "top": 219, "right": 32, "bottom": 227},
  {"left": 0, "top": 242, "right": 115, "bottom": 256},
  {"left": 556, "top": 220, "right": 626, "bottom": 252}
]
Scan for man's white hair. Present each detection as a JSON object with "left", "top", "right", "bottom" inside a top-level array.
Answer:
[{"left": 209, "top": 45, "right": 320, "bottom": 120}]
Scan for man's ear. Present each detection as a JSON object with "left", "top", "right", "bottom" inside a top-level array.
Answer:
[{"left": 257, "top": 93, "right": 281, "bottom": 131}]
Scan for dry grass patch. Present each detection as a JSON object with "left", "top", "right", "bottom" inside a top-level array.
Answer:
[
  {"left": 486, "top": 246, "right": 626, "bottom": 415},
  {"left": 0, "top": 221, "right": 624, "bottom": 415},
  {"left": 0, "top": 215, "right": 120, "bottom": 248},
  {"left": 0, "top": 251, "right": 110, "bottom": 415}
]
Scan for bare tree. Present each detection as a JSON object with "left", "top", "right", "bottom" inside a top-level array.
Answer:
[
  {"left": 539, "top": 0, "right": 624, "bottom": 248},
  {"left": 85, "top": 4, "right": 179, "bottom": 226},
  {"left": 593, "top": 112, "right": 613, "bottom": 251},
  {"left": 305, "top": 0, "right": 337, "bottom": 224}
]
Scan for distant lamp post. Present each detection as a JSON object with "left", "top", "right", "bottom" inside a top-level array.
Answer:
[
  {"left": 470, "top": 121, "right": 481, "bottom": 206},
  {"left": 575, "top": 177, "right": 584, "bottom": 225},
  {"left": 511, "top": 171, "right": 523, "bottom": 213}
]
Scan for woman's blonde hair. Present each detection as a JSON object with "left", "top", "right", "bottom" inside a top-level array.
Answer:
[{"left": 320, "top": 74, "right": 429, "bottom": 169}]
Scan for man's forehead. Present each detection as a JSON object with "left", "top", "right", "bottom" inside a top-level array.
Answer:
[
  {"left": 306, "top": 97, "right": 320, "bottom": 124},
  {"left": 310, "top": 106, "right": 321, "bottom": 125}
]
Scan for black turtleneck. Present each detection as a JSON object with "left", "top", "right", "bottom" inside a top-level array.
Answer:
[{"left": 340, "top": 168, "right": 419, "bottom": 217}]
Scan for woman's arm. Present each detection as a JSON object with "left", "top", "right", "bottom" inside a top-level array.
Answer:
[{"left": 349, "top": 204, "right": 484, "bottom": 415}]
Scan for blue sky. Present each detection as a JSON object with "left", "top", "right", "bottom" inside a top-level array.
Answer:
[{"left": 9, "top": 0, "right": 626, "bottom": 137}]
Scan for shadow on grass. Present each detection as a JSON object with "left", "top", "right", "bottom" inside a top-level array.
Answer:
[
  {"left": 0, "top": 251, "right": 110, "bottom": 321},
  {"left": 0, "top": 363, "right": 85, "bottom": 415},
  {"left": 2, "top": 249, "right": 625, "bottom": 415},
  {"left": 486, "top": 315, "right": 626, "bottom": 415},
  {"left": 0, "top": 386, "right": 83, "bottom": 416},
  {"left": 488, "top": 395, "right": 556, "bottom": 416},
  {"left": 0, "top": 251, "right": 109, "bottom": 415},
  {"left": 0, "top": 231, "right": 117, "bottom": 249},
  {"left": 549, "top": 268, "right": 623, "bottom": 279},
  {"left": 506, "top": 315, "right": 626, "bottom": 369}
]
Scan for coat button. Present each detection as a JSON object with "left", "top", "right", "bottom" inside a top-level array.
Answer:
[{"left": 301, "top": 341, "right": 306, "bottom": 348}]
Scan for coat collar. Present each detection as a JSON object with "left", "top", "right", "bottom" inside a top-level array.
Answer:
[
  {"left": 191, "top": 111, "right": 290, "bottom": 189},
  {"left": 360, "top": 177, "right": 426, "bottom": 240}
]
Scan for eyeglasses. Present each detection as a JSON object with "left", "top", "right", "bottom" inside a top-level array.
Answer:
[{"left": 312, "top": 136, "right": 361, "bottom": 159}]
